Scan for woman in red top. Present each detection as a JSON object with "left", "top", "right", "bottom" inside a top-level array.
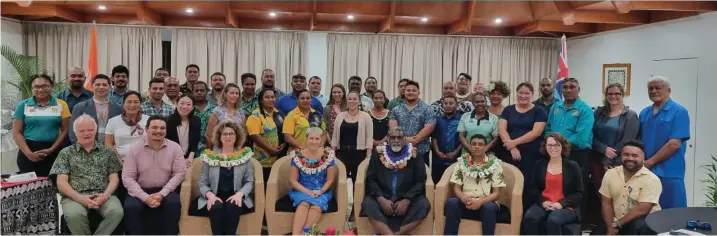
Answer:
[{"left": 522, "top": 133, "right": 584, "bottom": 235}]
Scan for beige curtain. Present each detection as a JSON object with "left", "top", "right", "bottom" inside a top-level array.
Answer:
[
  {"left": 25, "top": 23, "right": 162, "bottom": 92},
  {"left": 172, "top": 29, "right": 305, "bottom": 90},
  {"left": 327, "top": 33, "right": 557, "bottom": 104}
]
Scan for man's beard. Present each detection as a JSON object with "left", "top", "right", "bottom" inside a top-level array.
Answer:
[
  {"left": 70, "top": 81, "right": 83, "bottom": 90},
  {"left": 390, "top": 144, "right": 403, "bottom": 153}
]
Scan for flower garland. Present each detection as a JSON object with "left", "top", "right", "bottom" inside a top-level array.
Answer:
[
  {"left": 457, "top": 153, "right": 501, "bottom": 179},
  {"left": 291, "top": 148, "right": 335, "bottom": 175},
  {"left": 201, "top": 147, "right": 254, "bottom": 167},
  {"left": 376, "top": 143, "right": 416, "bottom": 169}
]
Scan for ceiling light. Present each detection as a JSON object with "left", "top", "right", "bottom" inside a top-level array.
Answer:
[
  {"left": 346, "top": 14, "right": 354, "bottom": 20},
  {"left": 97, "top": 5, "right": 107, "bottom": 11},
  {"left": 185, "top": 8, "right": 194, "bottom": 14},
  {"left": 421, "top": 17, "right": 428, "bottom": 23},
  {"left": 269, "top": 12, "right": 277, "bottom": 17},
  {"left": 494, "top": 18, "right": 503, "bottom": 24}
]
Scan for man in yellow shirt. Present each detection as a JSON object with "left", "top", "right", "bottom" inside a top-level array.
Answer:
[{"left": 596, "top": 140, "right": 661, "bottom": 235}]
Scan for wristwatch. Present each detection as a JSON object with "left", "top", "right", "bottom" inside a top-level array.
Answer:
[{"left": 612, "top": 218, "right": 622, "bottom": 229}]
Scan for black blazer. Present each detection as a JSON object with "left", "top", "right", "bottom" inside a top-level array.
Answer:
[
  {"left": 531, "top": 159, "right": 584, "bottom": 210},
  {"left": 366, "top": 153, "right": 426, "bottom": 202},
  {"left": 166, "top": 116, "right": 201, "bottom": 158}
]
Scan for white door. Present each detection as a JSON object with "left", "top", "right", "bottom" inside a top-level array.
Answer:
[{"left": 651, "top": 58, "right": 698, "bottom": 206}]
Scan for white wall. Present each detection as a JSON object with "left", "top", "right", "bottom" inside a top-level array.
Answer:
[
  {"left": 568, "top": 12, "right": 717, "bottom": 206},
  {"left": 306, "top": 32, "right": 328, "bottom": 94},
  {"left": 1, "top": 18, "right": 25, "bottom": 174}
]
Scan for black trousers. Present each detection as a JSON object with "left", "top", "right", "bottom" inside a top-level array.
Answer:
[
  {"left": 337, "top": 149, "right": 366, "bottom": 183},
  {"left": 591, "top": 215, "right": 654, "bottom": 235},
  {"left": 207, "top": 199, "right": 243, "bottom": 235},
  {"left": 123, "top": 188, "right": 181, "bottom": 235},
  {"left": 569, "top": 148, "right": 590, "bottom": 221},
  {"left": 16, "top": 140, "right": 59, "bottom": 177}
]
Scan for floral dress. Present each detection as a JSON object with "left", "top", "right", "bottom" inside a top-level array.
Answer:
[
  {"left": 288, "top": 148, "right": 336, "bottom": 212},
  {"left": 213, "top": 106, "right": 246, "bottom": 125}
]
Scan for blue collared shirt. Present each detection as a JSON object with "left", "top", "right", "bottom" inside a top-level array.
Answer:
[
  {"left": 545, "top": 97, "right": 594, "bottom": 149},
  {"left": 109, "top": 89, "right": 135, "bottom": 106},
  {"left": 433, "top": 112, "right": 463, "bottom": 166},
  {"left": 389, "top": 99, "right": 436, "bottom": 154},
  {"left": 54, "top": 89, "right": 92, "bottom": 112},
  {"left": 313, "top": 94, "right": 329, "bottom": 107},
  {"left": 275, "top": 92, "right": 324, "bottom": 116},
  {"left": 639, "top": 98, "right": 690, "bottom": 178}
]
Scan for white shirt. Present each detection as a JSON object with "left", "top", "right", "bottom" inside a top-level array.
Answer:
[{"left": 105, "top": 114, "right": 150, "bottom": 158}]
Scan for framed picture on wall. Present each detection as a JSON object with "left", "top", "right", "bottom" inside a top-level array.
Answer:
[{"left": 602, "top": 63, "right": 632, "bottom": 96}]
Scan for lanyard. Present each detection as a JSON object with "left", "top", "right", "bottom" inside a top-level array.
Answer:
[
  {"left": 95, "top": 103, "right": 109, "bottom": 123},
  {"left": 178, "top": 121, "right": 189, "bottom": 148}
]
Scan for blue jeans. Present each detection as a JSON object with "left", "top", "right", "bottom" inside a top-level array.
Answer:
[
  {"left": 444, "top": 197, "right": 499, "bottom": 235},
  {"left": 522, "top": 203, "right": 578, "bottom": 235}
]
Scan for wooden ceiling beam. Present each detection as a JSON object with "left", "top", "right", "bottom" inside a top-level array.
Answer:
[
  {"left": 514, "top": 20, "right": 594, "bottom": 36},
  {"left": 310, "top": 1, "right": 318, "bottom": 31},
  {"left": 1, "top": 2, "right": 86, "bottom": 22},
  {"left": 611, "top": 1, "right": 634, "bottom": 14},
  {"left": 552, "top": 1, "right": 576, "bottom": 25},
  {"left": 573, "top": 10, "right": 647, "bottom": 24},
  {"left": 136, "top": 1, "right": 162, "bottom": 25},
  {"left": 226, "top": 2, "right": 238, "bottom": 28},
  {"left": 630, "top": 1, "right": 717, "bottom": 12},
  {"left": 446, "top": 0, "right": 476, "bottom": 34},
  {"left": 378, "top": 1, "right": 396, "bottom": 33}
]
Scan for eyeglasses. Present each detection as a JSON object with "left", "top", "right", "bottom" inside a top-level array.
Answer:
[
  {"left": 606, "top": 92, "right": 623, "bottom": 97},
  {"left": 687, "top": 221, "right": 712, "bottom": 231},
  {"left": 388, "top": 136, "right": 404, "bottom": 140},
  {"left": 221, "top": 132, "right": 236, "bottom": 136},
  {"left": 547, "top": 144, "right": 561, "bottom": 148},
  {"left": 69, "top": 74, "right": 85, "bottom": 78}
]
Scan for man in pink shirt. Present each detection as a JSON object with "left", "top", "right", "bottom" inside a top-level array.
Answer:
[{"left": 122, "top": 115, "right": 185, "bottom": 234}]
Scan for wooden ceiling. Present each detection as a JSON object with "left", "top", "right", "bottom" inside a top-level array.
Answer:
[{"left": 2, "top": 1, "right": 716, "bottom": 37}]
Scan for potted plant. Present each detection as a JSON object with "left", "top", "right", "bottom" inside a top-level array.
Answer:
[{"left": 700, "top": 155, "right": 717, "bottom": 207}]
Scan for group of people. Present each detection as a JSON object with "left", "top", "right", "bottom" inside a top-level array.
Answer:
[{"left": 11, "top": 62, "right": 689, "bottom": 235}]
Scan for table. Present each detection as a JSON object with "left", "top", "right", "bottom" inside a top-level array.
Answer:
[
  {"left": 1, "top": 177, "right": 58, "bottom": 235},
  {"left": 646, "top": 207, "right": 717, "bottom": 234}
]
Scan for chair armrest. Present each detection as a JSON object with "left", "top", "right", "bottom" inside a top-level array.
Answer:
[
  {"left": 509, "top": 171, "right": 524, "bottom": 226},
  {"left": 354, "top": 160, "right": 368, "bottom": 218},
  {"left": 180, "top": 166, "right": 193, "bottom": 218},
  {"left": 266, "top": 168, "right": 279, "bottom": 214},
  {"left": 434, "top": 177, "right": 450, "bottom": 217}
]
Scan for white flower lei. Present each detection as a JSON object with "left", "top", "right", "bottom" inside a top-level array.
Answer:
[
  {"left": 291, "top": 148, "right": 335, "bottom": 175},
  {"left": 376, "top": 143, "right": 415, "bottom": 169},
  {"left": 200, "top": 148, "right": 254, "bottom": 168},
  {"left": 457, "top": 154, "right": 501, "bottom": 179}
]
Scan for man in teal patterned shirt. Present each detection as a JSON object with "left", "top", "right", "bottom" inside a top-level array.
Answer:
[
  {"left": 191, "top": 81, "right": 215, "bottom": 150},
  {"left": 50, "top": 114, "right": 123, "bottom": 235}
]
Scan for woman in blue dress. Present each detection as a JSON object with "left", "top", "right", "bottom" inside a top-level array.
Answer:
[
  {"left": 498, "top": 82, "right": 547, "bottom": 211},
  {"left": 289, "top": 127, "right": 337, "bottom": 235}
]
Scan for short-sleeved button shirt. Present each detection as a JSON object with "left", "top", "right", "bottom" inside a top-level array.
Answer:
[
  {"left": 193, "top": 103, "right": 216, "bottom": 150},
  {"left": 247, "top": 108, "right": 284, "bottom": 167},
  {"left": 141, "top": 100, "right": 174, "bottom": 117},
  {"left": 457, "top": 112, "right": 499, "bottom": 153},
  {"left": 599, "top": 166, "right": 662, "bottom": 218},
  {"left": 639, "top": 98, "right": 690, "bottom": 178},
  {"left": 282, "top": 107, "right": 324, "bottom": 147},
  {"left": 240, "top": 95, "right": 259, "bottom": 116},
  {"left": 54, "top": 89, "right": 93, "bottom": 112},
  {"left": 50, "top": 143, "right": 122, "bottom": 195},
  {"left": 429, "top": 98, "right": 473, "bottom": 118},
  {"left": 389, "top": 100, "right": 436, "bottom": 154},
  {"left": 450, "top": 156, "right": 506, "bottom": 199},
  {"left": 276, "top": 92, "right": 325, "bottom": 116},
  {"left": 433, "top": 113, "right": 462, "bottom": 166},
  {"left": 109, "top": 89, "right": 135, "bottom": 106},
  {"left": 545, "top": 98, "right": 594, "bottom": 150},
  {"left": 13, "top": 97, "right": 71, "bottom": 142}
]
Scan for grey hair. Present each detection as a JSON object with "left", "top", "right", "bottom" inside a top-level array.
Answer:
[
  {"left": 73, "top": 114, "right": 97, "bottom": 134},
  {"left": 648, "top": 76, "right": 671, "bottom": 88},
  {"left": 388, "top": 126, "right": 405, "bottom": 136},
  {"left": 306, "top": 127, "right": 323, "bottom": 136}
]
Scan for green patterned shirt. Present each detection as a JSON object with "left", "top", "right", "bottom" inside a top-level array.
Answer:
[
  {"left": 50, "top": 143, "right": 122, "bottom": 195},
  {"left": 240, "top": 95, "right": 259, "bottom": 117},
  {"left": 194, "top": 103, "right": 216, "bottom": 150}
]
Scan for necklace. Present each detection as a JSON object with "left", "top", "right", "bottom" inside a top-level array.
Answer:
[
  {"left": 200, "top": 147, "right": 253, "bottom": 167},
  {"left": 376, "top": 143, "right": 415, "bottom": 169},
  {"left": 458, "top": 153, "right": 500, "bottom": 179},
  {"left": 291, "top": 148, "right": 335, "bottom": 175}
]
